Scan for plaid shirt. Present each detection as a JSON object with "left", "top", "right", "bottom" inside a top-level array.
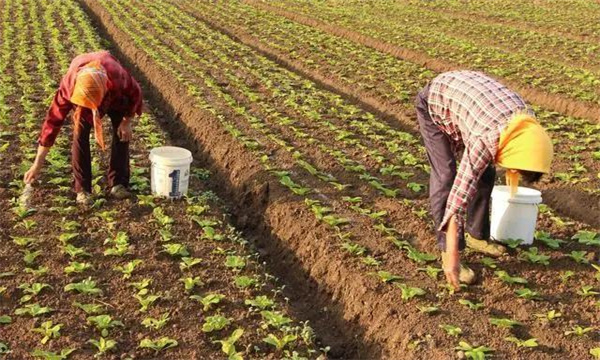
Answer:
[{"left": 427, "top": 71, "right": 533, "bottom": 232}]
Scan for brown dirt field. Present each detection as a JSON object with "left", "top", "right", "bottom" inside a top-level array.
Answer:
[{"left": 76, "top": 1, "right": 600, "bottom": 359}]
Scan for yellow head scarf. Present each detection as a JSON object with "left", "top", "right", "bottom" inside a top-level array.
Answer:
[
  {"left": 70, "top": 60, "right": 108, "bottom": 150},
  {"left": 496, "top": 113, "right": 554, "bottom": 195}
]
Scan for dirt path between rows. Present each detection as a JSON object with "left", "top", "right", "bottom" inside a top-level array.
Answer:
[
  {"left": 76, "top": 0, "right": 454, "bottom": 358},
  {"left": 244, "top": 0, "right": 600, "bottom": 124}
]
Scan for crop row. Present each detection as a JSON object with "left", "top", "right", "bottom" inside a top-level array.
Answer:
[
  {"left": 258, "top": 0, "right": 600, "bottom": 107},
  {"left": 0, "top": 0, "right": 321, "bottom": 359},
  {"left": 91, "top": 0, "right": 600, "bottom": 358},
  {"left": 169, "top": 0, "right": 600, "bottom": 196}
]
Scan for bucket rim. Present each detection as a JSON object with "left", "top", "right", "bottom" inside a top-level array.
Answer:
[{"left": 492, "top": 185, "right": 542, "bottom": 204}]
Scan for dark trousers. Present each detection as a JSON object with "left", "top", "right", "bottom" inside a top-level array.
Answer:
[
  {"left": 72, "top": 112, "right": 130, "bottom": 193},
  {"left": 415, "top": 85, "right": 496, "bottom": 251}
]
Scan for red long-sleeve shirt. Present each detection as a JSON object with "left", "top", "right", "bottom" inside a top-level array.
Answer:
[{"left": 39, "top": 51, "right": 143, "bottom": 147}]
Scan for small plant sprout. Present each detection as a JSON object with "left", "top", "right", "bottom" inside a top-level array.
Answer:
[
  {"left": 32, "top": 321, "right": 62, "bottom": 344},
  {"left": 459, "top": 299, "right": 484, "bottom": 310},
  {"left": 213, "top": 328, "right": 244, "bottom": 360},
  {"left": 63, "top": 244, "right": 91, "bottom": 259},
  {"left": 505, "top": 337, "right": 538, "bottom": 348},
  {"left": 159, "top": 229, "right": 174, "bottom": 242},
  {"left": 572, "top": 231, "right": 600, "bottom": 246},
  {"left": 578, "top": 285, "right": 599, "bottom": 297},
  {"left": 263, "top": 333, "right": 298, "bottom": 351},
  {"left": 201, "top": 226, "right": 225, "bottom": 241},
  {"left": 64, "top": 278, "right": 102, "bottom": 296},
  {"left": 535, "top": 310, "right": 561, "bottom": 322},
  {"left": 480, "top": 257, "right": 497, "bottom": 269},
  {"left": 88, "top": 337, "right": 117, "bottom": 357},
  {"left": 87, "top": 315, "right": 124, "bottom": 337},
  {"left": 130, "top": 279, "right": 152, "bottom": 296},
  {"left": 191, "top": 293, "right": 225, "bottom": 311},
  {"left": 152, "top": 207, "right": 174, "bottom": 228},
  {"left": 591, "top": 348, "right": 600, "bottom": 359},
  {"left": 245, "top": 295, "right": 275, "bottom": 310},
  {"left": 455, "top": 341, "right": 493, "bottom": 359},
  {"left": 137, "top": 194, "right": 156, "bottom": 207},
  {"left": 180, "top": 276, "right": 204, "bottom": 293},
  {"left": 495, "top": 270, "right": 528, "bottom": 285},
  {"left": 234, "top": 275, "right": 257, "bottom": 289},
  {"left": 418, "top": 266, "right": 443, "bottom": 279},
  {"left": 534, "top": 231, "right": 565, "bottom": 249},
  {"left": 103, "top": 232, "right": 131, "bottom": 257},
  {"left": 502, "top": 238, "right": 523, "bottom": 249},
  {"left": 341, "top": 241, "right": 366, "bottom": 256},
  {"left": 73, "top": 302, "right": 105, "bottom": 315},
  {"left": 134, "top": 294, "right": 161, "bottom": 312},
  {"left": 560, "top": 270, "right": 575, "bottom": 283},
  {"left": 397, "top": 284, "right": 426, "bottom": 301},
  {"left": 440, "top": 324, "right": 462, "bottom": 337},
  {"left": 15, "top": 303, "right": 54, "bottom": 317},
  {"left": 139, "top": 337, "right": 178, "bottom": 353},
  {"left": 23, "top": 249, "right": 42, "bottom": 265},
  {"left": 260, "top": 310, "right": 293, "bottom": 329},
  {"left": 592, "top": 264, "right": 600, "bottom": 281},
  {"left": 515, "top": 288, "right": 542, "bottom": 300},
  {"left": 568, "top": 250, "right": 590, "bottom": 264},
  {"left": 18, "top": 282, "right": 52, "bottom": 303},
  {"left": 57, "top": 232, "right": 79, "bottom": 245},
  {"left": 0, "top": 315, "right": 12, "bottom": 324},
  {"left": 64, "top": 261, "right": 93, "bottom": 275},
  {"left": 520, "top": 247, "right": 550, "bottom": 265},
  {"left": 142, "top": 313, "right": 170, "bottom": 330},
  {"left": 362, "top": 256, "right": 381, "bottom": 267},
  {"left": 489, "top": 317, "right": 522, "bottom": 329},
  {"left": 564, "top": 325, "right": 595, "bottom": 336},
  {"left": 202, "top": 315, "right": 232, "bottom": 332},
  {"left": 372, "top": 270, "right": 402, "bottom": 283},
  {"left": 162, "top": 243, "right": 189, "bottom": 257},
  {"left": 224, "top": 255, "right": 246, "bottom": 270},
  {"left": 179, "top": 257, "right": 202, "bottom": 271},
  {"left": 406, "top": 247, "right": 437, "bottom": 264},
  {"left": 416, "top": 305, "right": 439, "bottom": 314},
  {"left": 114, "top": 259, "right": 143, "bottom": 279},
  {"left": 31, "top": 348, "right": 76, "bottom": 360}
]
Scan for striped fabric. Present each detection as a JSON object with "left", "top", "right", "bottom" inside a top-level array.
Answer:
[{"left": 426, "top": 70, "right": 533, "bottom": 231}]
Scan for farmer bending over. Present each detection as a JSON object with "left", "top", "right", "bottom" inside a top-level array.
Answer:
[
  {"left": 415, "top": 70, "right": 553, "bottom": 289},
  {"left": 24, "top": 51, "right": 142, "bottom": 205}
]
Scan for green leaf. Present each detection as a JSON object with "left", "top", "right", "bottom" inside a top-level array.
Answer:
[{"left": 489, "top": 317, "right": 522, "bottom": 328}]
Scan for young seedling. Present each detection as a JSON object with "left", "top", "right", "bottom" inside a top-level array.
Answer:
[
  {"left": 213, "top": 328, "right": 244, "bottom": 360},
  {"left": 179, "top": 257, "right": 202, "bottom": 271},
  {"left": 11, "top": 236, "right": 36, "bottom": 247},
  {"left": 261, "top": 310, "right": 293, "bottom": 329},
  {"left": 397, "top": 284, "right": 426, "bottom": 301},
  {"left": 568, "top": 250, "right": 590, "bottom": 264},
  {"left": 162, "top": 243, "right": 189, "bottom": 257},
  {"left": 592, "top": 264, "right": 600, "bottom": 281},
  {"left": 63, "top": 244, "right": 91, "bottom": 259},
  {"left": 564, "top": 325, "right": 595, "bottom": 336},
  {"left": 515, "top": 288, "right": 542, "bottom": 300},
  {"left": 202, "top": 315, "right": 232, "bottom": 332},
  {"left": 362, "top": 256, "right": 381, "bottom": 267},
  {"left": 245, "top": 295, "right": 275, "bottom": 310},
  {"left": 64, "top": 278, "right": 102, "bottom": 296},
  {"left": 152, "top": 207, "right": 174, "bottom": 228},
  {"left": 480, "top": 257, "right": 497, "bottom": 269},
  {"left": 495, "top": 270, "right": 528, "bottom": 285},
  {"left": 0, "top": 315, "right": 12, "bottom": 324},
  {"left": 416, "top": 305, "right": 439, "bottom": 315},
  {"left": 25, "top": 266, "right": 49, "bottom": 277},
  {"left": 30, "top": 348, "right": 76, "bottom": 360},
  {"left": 534, "top": 231, "right": 565, "bottom": 249},
  {"left": 535, "top": 310, "right": 561, "bottom": 322},
  {"left": 520, "top": 247, "right": 550, "bottom": 265},
  {"left": 341, "top": 242, "right": 366, "bottom": 256},
  {"left": 440, "top": 324, "right": 462, "bottom": 337},
  {"left": 139, "top": 337, "right": 178, "bottom": 353},
  {"left": 141, "top": 313, "right": 170, "bottom": 330},
  {"left": 114, "top": 259, "right": 143, "bottom": 279},
  {"left": 572, "top": 231, "right": 600, "bottom": 246},
  {"left": 578, "top": 286, "right": 599, "bottom": 297},
  {"left": 57, "top": 232, "right": 79, "bottom": 245},
  {"left": 134, "top": 294, "right": 161, "bottom": 312},
  {"left": 200, "top": 226, "right": 225, "bottom": 242},
  {"left": 159, "top": 229, "right": 174, "bottom": 242},
  {"left": 372, "top": 271, "right": 402, "bottom": 283},
  {"left": 591, "top": 348, "right": 600, "bottom": 359},
  {"left": 73, "top": 302, "right": 105, "bottom": 315},
  {"left": 224, "top": 255, "right": 246, "bottom": 270},
  {"left": 0, "top": 342, "right": 9, "bottom": 355},
  {"left": 104, "top": 232, "right": 131, "bottom": 257},
  {"left": 191, "top": 293, "right": 225, "bottom": 312},
  {"left": 417, "top": 266, "right": 443, "bottom": 280},
  {"left": 130, "top": 279, "right": 152, "bottom": 296},
  {"left": 459, "top": 299, "right": 485, "bottom": 310},
  {"left": 180, "top": 276, "right": 204, "bottom": 293},
  {"left": 23, "top": 249, "right": 42, "bottom": 265},
  {"left": 18, "top": 283, "right": 51, "bottom": 303},
  {"left": 64, "top": 261, "right": 93, "bottom": 275},
  {"left": 406, "top": 247, "right": 437, "bottom": 264},
  {"left": 137, "top": 194, "right": 156, "bottom": 207},
  {"left": 489, "top": 317, "right": 522, "bottom": 329},
  {"left": 31, "top": 321, "right": 62, "bottom": 344},
  {"left": 87, "top": 315, "right": 124, "bottom": 337},
  {"left": 234, "top": 275, "right": 257, "bottom": 289},
  {"left": 559, "top": 270, "right": 575, "bottom": 283},
  {"left": 14, "top": 303, "right": 54, "bottom": 317},
  {"left": 88, "top": 337, "right": 117, "bottom": 357},
  {"left": 263, "top": 333, "right": 298, "bottom": 351},
  {"left": 502, "top": 238, "right": 523, "bottom": 249},
  {"left": 455, "top": 341, "right": 493, "bottom": 359},
  {"left": 505, "top": 337, "right": 538, "bottom": 348}
]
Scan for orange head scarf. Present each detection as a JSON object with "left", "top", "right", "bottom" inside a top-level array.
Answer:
[
  {"left": 496, "top": 113, "right": 554, "bottom": 196},
  {"left": 70, "top": 60, "right": 108, "bottom": 150}
]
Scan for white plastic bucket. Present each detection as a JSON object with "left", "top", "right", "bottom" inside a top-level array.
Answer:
[
  {"left": 490, "top": 185, "right": 542, "bottom": 245},
  {"left": 149, "top": 146, "right": 193, "bottom": 199}
]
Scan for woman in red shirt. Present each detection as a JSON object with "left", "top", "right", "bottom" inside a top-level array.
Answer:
[{"left": 24, "top": 51, "right": 143, "bottom": 204}]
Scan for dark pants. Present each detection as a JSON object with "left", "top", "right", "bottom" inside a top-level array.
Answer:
[
  {"left": 72, "top": 112, "right": 130, "bottom": 193},
  {"left": 415, "top": 85, "right": 495, "bottom": 251}
]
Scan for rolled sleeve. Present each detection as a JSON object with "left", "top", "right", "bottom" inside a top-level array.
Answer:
[
  {"left": 439, "top": 138, "right": 493, "bottom": 231},
  {"left": 38, "top": 83, "right": 73, "bottom": 147}
]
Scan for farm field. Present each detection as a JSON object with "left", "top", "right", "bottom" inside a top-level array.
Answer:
[{"left": 0, "top": 0, "right": 599, "bottom": 359}]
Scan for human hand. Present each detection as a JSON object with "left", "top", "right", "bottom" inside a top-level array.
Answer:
[
  {"left": 443, "top": 250, "right": 461, "bottom": 290},
  {"left": 24, "top": 162, "right": 43, "bottom": 184},
  {"left": 118, "top": 119, "right": 132, "bottom": 142}
]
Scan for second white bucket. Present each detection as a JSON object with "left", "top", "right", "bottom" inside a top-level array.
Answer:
[
  {"left": 490, "top": 185, "right": 542, "bottom": 245},
  {"left": 149, "top": 146, "right": 193, "bottom": 199}
]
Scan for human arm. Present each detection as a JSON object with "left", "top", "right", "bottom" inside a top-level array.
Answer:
[
  {"left": 38, "top": 81, "right": 73, "bottom": 147},
  {"left": 443, "top": 215, "right": 461, "bottom": 289}
]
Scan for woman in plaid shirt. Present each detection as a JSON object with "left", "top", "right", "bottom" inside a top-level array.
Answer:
[{"left": 415, "top": 70, "right": 554, "bottom": 289}]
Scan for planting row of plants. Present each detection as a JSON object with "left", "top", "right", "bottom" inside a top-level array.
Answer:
[
  {"left": 86, "top": 0, "right": 600, "bottom": 358},
  {"left": 256, "top": 0, "right": 600, "bottom": 107},
  {"left": 167, "top": 0, "right": 600, "bottom": 198},
  {"left": 418, "top": 0, "right": 600, "bottom": 41},
  {"left": 0, "top": 0, "right": 323, "bottom": 359}
]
